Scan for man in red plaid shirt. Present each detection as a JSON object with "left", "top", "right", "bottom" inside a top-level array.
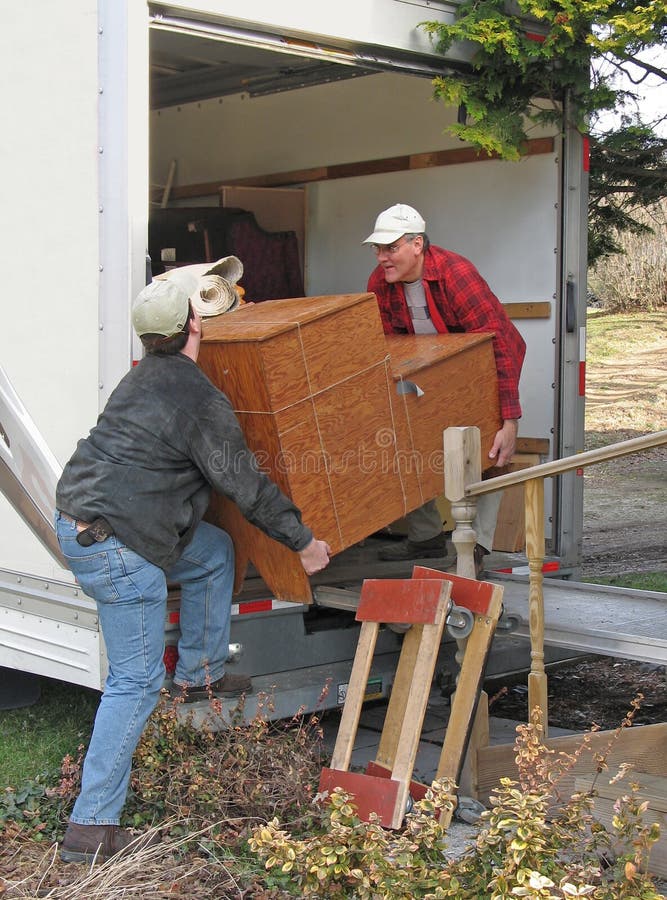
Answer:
[{"left": 364, "top": 203, "right": 526, "bottom": 575}]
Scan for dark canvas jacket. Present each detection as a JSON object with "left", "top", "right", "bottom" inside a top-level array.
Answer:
[{"left": 56, "top": 353, "right": 312, "bottom": 569}]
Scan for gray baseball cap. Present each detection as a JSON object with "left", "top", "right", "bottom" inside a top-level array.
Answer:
[{"left": 131, "top": 271, "right": 198, "bottom": 338}]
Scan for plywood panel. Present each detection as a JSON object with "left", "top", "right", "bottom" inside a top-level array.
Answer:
[
  {"left": 198, "top": 338, "right": 275, "bottom": 412},
  {"left": 297, "top": 301, "right": 388, "bottom": 396},
  {"left": 206, "top": 490, "right": 313, "bottom": 601},
  {"left": 313, "top": 363, "right": 410, "bottom": 547},
  {"left": 274, "top": 401, "right": 341, "bottom": 546},
  {"left": 476, "top": 723, "right": 667, "bottom": 807},
  {"left": 388, "top": 334, "right": 501, "bottom": 499},
  {"left": 386, "top": 374, "right": 426, "bottom": 512},
  {"left": 576, "top": 772, "right": 667, "bottom": 878}
]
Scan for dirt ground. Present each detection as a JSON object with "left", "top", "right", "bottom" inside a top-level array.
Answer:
[
  {"left": 493, "top": 314, "right": 667, "bottom": 729},
  {"left": 582, "top": 441, "right": 667, "bottom": 577},
  {"left": 581, "top": 322, "right": 667, "bottom": 578}
]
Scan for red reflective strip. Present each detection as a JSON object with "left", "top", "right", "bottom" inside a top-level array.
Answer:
[
  {"left": 582, "top": 136, "right": 590, "bottom": 172},
  {"left": 168, "top": 611, "right": 180, "bottom": 623},
  {"left": 237, "top": 599, "right": 274, "bottom": 614},
  {"left": 494, "top": 561, "right": 560, "bottom": 573},
  {"left": 576, "top": 467, "right": 584, "bottom": 476},
  {"left": 132, "top": 359, "right": 141, "bottom": 367},
  {"left": 525, "top": 31, "right": 546, "bottom": 42},
  {"left": 579, "top": 360, "right": 586, "bottom": 395}
]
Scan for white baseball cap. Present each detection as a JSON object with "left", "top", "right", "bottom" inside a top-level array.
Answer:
[{"left": 363, "top": 204, "right": 426, "bottom": 244}]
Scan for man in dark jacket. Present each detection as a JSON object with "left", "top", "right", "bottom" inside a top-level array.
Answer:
[
  {"left": 364, "top": 203, "right": 526, "bottom": 574},
  {"left": 55, "top": 270, "right": 330, "bottom": 863}
]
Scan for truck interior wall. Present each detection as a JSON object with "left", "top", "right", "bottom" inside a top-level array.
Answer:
[
  {"left": 151, "top": 72, "right": 559, "bottom": 537},
  {"left": 0, "top": 0, "right": 101, "bottom": 577}
]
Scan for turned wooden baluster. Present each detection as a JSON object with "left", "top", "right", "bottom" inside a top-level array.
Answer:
[
  {"left": 444, "top": 426, "right": 480, "bottom": 581},
  {"left": 525, "top": 477, "right": 548, "bottom": 735},
  {"left": 443, "top": 427, "right": 488, "bottom": 796}
]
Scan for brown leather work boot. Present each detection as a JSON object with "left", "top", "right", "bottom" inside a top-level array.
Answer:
[
  {"left": 60, "top": 822, "right": 158, "bottom": 864},
  {"left": 171, "top": 671, "right": 253, "bottom": 702}
]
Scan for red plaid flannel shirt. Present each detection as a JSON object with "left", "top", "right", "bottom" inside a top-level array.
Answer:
[{"left": 368, "top": 245, "right": 526, "bottom": 420}]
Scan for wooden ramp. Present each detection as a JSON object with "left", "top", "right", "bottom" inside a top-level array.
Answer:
[{"left": 495, "top": 574, "right": 667, "bottom": 664}]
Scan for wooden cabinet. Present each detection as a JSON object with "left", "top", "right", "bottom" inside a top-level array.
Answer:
[{"left": 198, "top": 294, "right": 500, "bottom": 602}]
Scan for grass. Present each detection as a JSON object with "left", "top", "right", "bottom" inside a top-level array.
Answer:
[
  {"left": 0, "top": 678, "right": 98, "bottom": 789},
  {"left": 582, "top": 572, "right": 667, "bottom": 593},
  {"left": 586, "top": 308, "right": 667, "bottom": 359},
  {"left": 585, "top": 307, "right": 667, "bottom": 436}
]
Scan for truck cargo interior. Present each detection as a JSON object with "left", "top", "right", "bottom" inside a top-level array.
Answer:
[{"left": 146, "top": 11, "right": 570, "bottom": 581}]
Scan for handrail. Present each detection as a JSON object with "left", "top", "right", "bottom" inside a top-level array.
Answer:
[
  {"left": 444, "top": 424, "right": 667, "bottom": 747},
  {"left": 465, "top": 429, "right": 667, "bottom": 497}
]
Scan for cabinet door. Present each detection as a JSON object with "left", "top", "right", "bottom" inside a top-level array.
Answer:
[{"left": 391, "top": 337, "right": 501, "bottom": 499}]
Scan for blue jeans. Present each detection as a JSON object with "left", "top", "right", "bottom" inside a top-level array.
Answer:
[{"left": 55, "top": 513, "right": 234, "bottom": 825}]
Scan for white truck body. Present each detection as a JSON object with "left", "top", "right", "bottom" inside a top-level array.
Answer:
[{"left": 0, "top": 1, "right": 587, "bottom": 700}]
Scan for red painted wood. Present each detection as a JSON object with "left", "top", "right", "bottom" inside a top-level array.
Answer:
[
  {"left": 356, "top": 579, "right": 450, "bottom": 624},
  {"left": 319, "top": 768, "right": 402, "bottom": 827},
  {"left": 412, "top": 566, "right": 494, "bottom": 615},
  {"left": 365, "top": 761, "right": 429, "bottom": 803}
]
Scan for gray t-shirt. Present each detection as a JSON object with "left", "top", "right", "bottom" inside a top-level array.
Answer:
[{"left": 404, "top": 279, "right": 437, "bottom": 334}]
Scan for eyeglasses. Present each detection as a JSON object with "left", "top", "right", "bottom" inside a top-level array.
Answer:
[{"left": 371, "top": 237, "right": 412, "bottom": 256}]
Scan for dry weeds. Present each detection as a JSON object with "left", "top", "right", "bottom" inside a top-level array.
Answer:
[
  {"left": 589, "top": 199, "right": 667, "bottom": 312},
  {"left": 0, "top": 820, "right": 246, "bottom": 898},
  {"left": 0, "top": 694, "right": 325, "bottom": 899}
]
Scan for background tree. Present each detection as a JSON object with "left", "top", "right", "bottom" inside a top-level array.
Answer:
[{"left": 421, "top": 0, "right": 667, "bottom": 264}]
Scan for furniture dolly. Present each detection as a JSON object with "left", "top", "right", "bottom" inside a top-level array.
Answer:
[{"left": 319, "top": 569, "right": 504, "bottom": 828}]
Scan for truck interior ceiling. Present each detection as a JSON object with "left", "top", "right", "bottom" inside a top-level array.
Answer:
[{"left": 149, "top": 22, "right": 375, "bottom": 109}]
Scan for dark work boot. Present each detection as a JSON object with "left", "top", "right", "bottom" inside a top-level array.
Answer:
[
  {"left": 60, "top": 822, "right": 158, "bottom": 863},
  {"left": 171, "top": 671, "right": 253, "bottom": 703},
  {"left": 378, "top": 532, "right": 451, "bottom": 562}
]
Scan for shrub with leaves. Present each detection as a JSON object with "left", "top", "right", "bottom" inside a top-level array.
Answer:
[
  {"left": 0, "top": 690, "right": 326, "bottom": 854},
  {"left": 126, "top": 691, "right": 326, "bottom": 841},
  {"left": 2, "top": 691, "right": 664, "bottom": 899},
  {"left": 0, "top": 746, "right": 84, "bottom": 842},
  {"left": 249, "top": 707, "right": 664, "bottom": 899},
  {"left": 249, "top": 780, "right": 459, "bottom": 898}
]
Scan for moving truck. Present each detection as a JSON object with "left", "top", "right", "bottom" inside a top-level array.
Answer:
[{"left": 0, "top": 1, "right": 588, "bottom": 710}]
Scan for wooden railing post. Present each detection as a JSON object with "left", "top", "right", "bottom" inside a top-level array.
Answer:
[
  {"left": 525, "top": 477, "right": 548, "bottom": 734},
  {"left": 444, "top": 426, "right": 480, "bottom": 580},
  {"left": 444, "top": 426, "right": 488, "bottom": 795}
]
